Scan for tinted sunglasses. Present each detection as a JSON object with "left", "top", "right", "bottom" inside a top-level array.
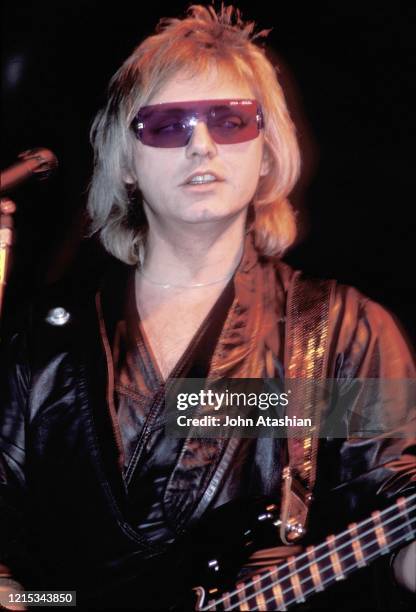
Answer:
[{"left": 130, "top": 98, "right": 264, "bottom": 148}]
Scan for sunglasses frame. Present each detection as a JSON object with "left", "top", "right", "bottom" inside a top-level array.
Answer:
[{"left": 130, "top": 98, "right": 264, "bottom": 148}]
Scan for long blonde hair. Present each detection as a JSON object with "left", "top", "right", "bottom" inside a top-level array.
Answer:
[{"left": 87, "top": 3, "right": 301, "bottom": 264}]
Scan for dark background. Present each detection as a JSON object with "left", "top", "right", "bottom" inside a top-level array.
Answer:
[{"left": 1, "top": 0, "right": 415, "bottom": 343}]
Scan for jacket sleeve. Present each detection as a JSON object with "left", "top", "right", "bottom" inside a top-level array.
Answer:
[
  {"left": 330, "top": 286, "right": 416, "bottom": 508},
  {"left": 0, "top": 325, "right": 32, "bottom": 583}
]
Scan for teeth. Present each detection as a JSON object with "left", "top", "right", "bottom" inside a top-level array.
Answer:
[{"left": 188, "top": 174, "right": 217, "bottom": 184}]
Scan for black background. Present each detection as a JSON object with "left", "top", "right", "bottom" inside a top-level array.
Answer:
[{"left": 1, "top": 1, "right": 415, "bottom": 342}]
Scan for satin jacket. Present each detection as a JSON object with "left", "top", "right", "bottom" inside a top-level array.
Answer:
[{"left": 1, "top": 235, "right": 415, "bottom": 605}]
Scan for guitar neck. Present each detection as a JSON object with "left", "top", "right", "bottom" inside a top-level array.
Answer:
[{"left": 201, "top": 492, "right": 416, "bottom": 611}]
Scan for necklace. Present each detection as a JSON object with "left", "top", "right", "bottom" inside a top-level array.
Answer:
[
  {"left": 138, "top": 246, "right": 243, "bottom": 289},
  {"left": 138, "top": 268, "right": 236, "bottom": 289}
]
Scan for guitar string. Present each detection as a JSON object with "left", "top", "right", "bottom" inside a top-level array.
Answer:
[
  {"left": 223, "top": 518, "right": 416, "bottom": 612},
  {"left": 209, "top": 517, "right": 416, "bottom": 612},
  {"left": 260, "top": 522, "right": 416, "bottom": 612},
  {"left": 201, "top": 495, "right": 415, "bottom": 610},
  {"left": 201, "top": 497, "right": 415, "bottom": 611}
]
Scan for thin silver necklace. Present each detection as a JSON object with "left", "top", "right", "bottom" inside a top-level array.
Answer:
[
  {"left": 138, "top": 247, "right": 243, "bottom": 290},
  {"left": 138, "top": 268, "right": 236, "bottom": 289}
]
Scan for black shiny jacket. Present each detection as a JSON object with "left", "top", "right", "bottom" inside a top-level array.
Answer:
[{"left": 1, "top": 237, "right": 415, "bottom": 604}]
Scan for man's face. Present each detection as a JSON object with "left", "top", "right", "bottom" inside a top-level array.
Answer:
[{"left": 126, "top": 66, "right": 270, "bottom": 229}]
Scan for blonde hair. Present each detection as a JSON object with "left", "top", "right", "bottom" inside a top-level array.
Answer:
[{"left": 87, "top": 3, "right": 301, "bottom": 264}]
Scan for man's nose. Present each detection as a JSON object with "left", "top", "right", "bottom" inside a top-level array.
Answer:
[{"left": 185, "top": 120, "right": 217, "bottom": 158}]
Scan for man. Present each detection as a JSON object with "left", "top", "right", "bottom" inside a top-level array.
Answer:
[{"left": 1, "top": 4, "right": 415, "bottom": 610}]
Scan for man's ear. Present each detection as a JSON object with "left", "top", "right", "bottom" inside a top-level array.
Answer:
[{"left": 260, "top": 144, "right": 272, "bottom": 177}]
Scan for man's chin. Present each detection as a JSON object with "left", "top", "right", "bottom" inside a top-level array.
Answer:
[{"left": 181, "top": 205, "right": 244, "bottom": 225}]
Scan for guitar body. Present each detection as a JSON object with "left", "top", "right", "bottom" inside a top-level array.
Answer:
[
  {"left": 85, "top": 493, "right": 415, "bottom": 610},
  {"left": 168, "top": 496, "right": 286, "bottom": 610}
]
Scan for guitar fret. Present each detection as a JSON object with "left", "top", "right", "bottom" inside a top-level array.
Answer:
[
  {"left": 306, "top": 545, "right": 324, "bottom": 591},
  {"left": 268, "top": 567, "right": 287, "bottom": 611},
  {"left": 397, "top": 496, "right": 414, "bottom": 540},
  {"left": 348, "top": 523, "right": 367, "bottom": 568},
  {"left": 372, "top": 510, "right": 389, "bottom": 553},
  {"left": 327, "top": 534, "right": 345, "bottom": 580},
  {"left": 252, "top": 574, "right": 267, "bottom": 610},
  {"left": 236, "top": 581, "right": 249, "bottom": 611},
  {"left": 221, "top": 591, "right": 232, "bottom": 610},
  {"left": 287, "top": 556, "right": 305, "bottom": 603}
]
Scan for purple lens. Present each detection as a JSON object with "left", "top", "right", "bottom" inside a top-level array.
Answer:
[{"left": 131, "top": 99, "right": 263, "bottom": 148}]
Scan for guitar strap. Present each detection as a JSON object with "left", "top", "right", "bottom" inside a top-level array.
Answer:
[{"left": 280, "top": 271, "right": 336, "bottom": 544}]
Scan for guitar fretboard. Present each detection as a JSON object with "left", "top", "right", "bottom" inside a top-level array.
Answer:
[{"left": 202, "top": 492, "right": 416, "bottom": 611}]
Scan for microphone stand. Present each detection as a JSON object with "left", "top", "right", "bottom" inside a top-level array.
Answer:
[
  {"left": 0, "top": 148, "right": 58, "bottom": 322},
  {"left": 0, "top": 197, "right": 16, "bottom": 319}
]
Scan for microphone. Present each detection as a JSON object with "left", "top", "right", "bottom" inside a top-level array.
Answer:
[{"left": 0, "top": 148, "right": 58, "bottom": 195}]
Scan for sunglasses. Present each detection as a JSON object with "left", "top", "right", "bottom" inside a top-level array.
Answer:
[{"left": 130, "top": 98, "right": 264, "bottom": 148}]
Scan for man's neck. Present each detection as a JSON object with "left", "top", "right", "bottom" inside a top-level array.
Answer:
[{"left": 140, "top": 217, "right": 247, "bottom": 287}]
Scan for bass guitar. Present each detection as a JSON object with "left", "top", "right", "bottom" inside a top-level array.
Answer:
[{"left": 188, "top": 492, "right": 415, "bottom": 611}]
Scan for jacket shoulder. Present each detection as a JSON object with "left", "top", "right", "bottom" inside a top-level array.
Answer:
[
  {"left": 329, "top": 283, "right": 415, "bottom": 377},
  {"left": 272, "top": 261, "right": 415, "bottom": 377}
]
